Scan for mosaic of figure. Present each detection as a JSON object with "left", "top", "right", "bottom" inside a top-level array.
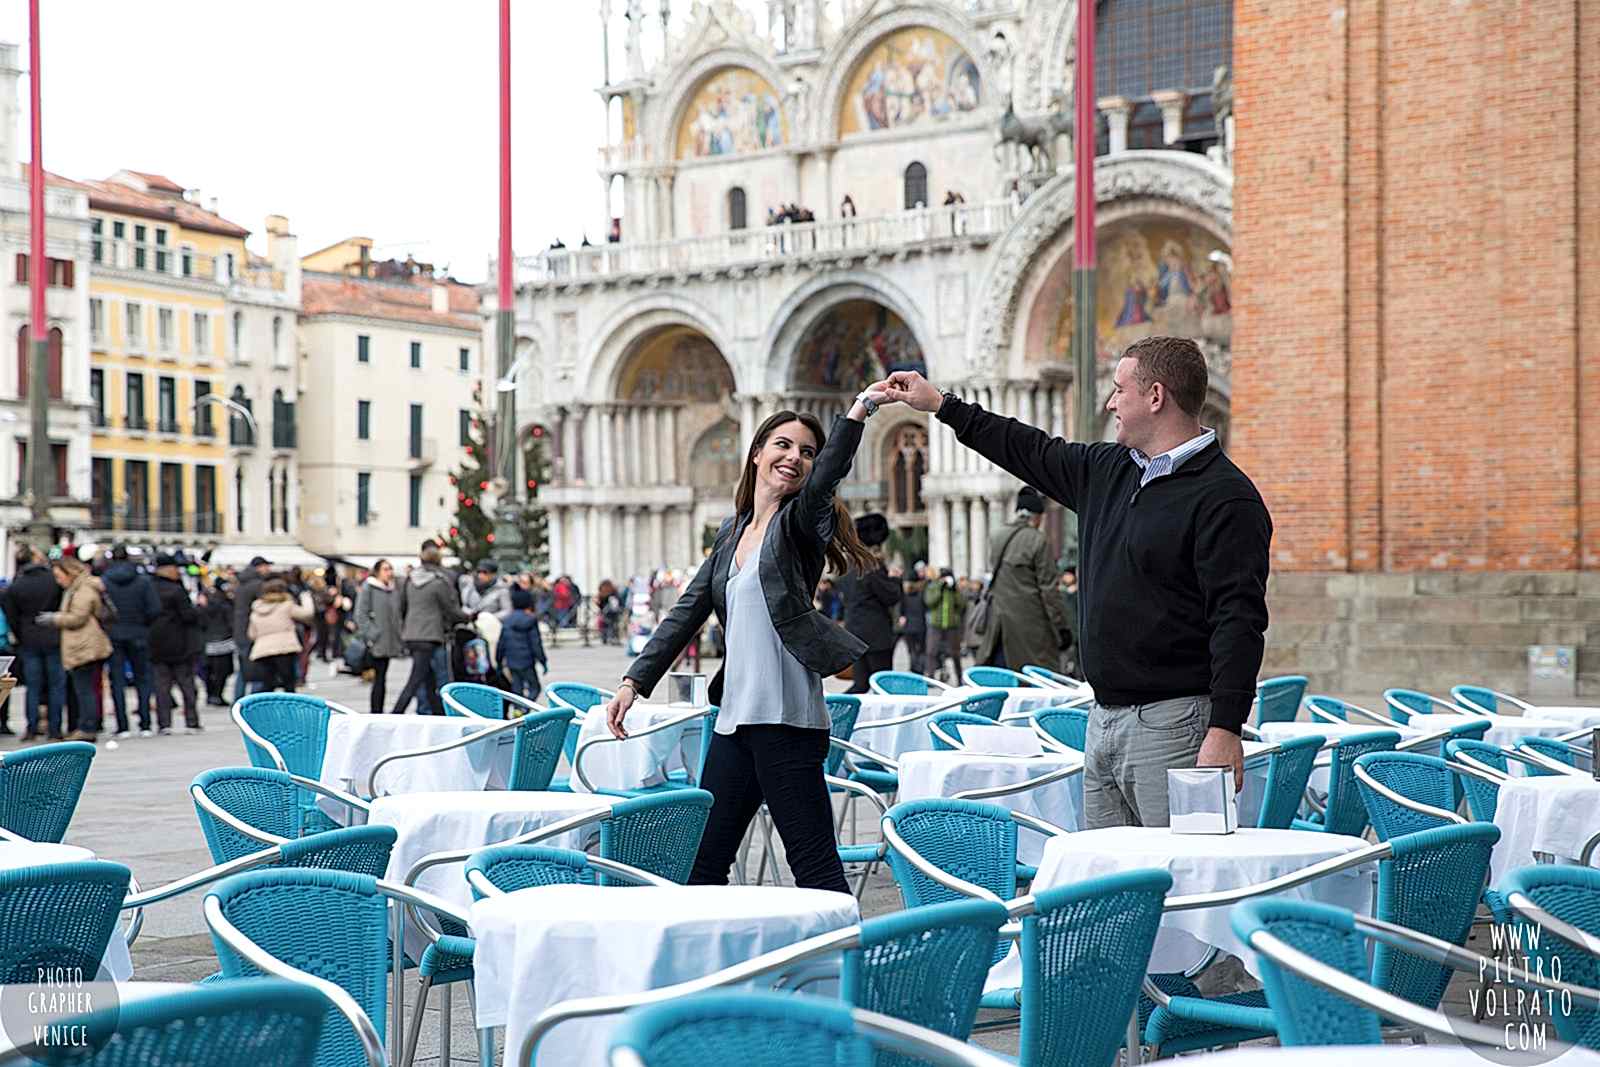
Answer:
[
  {"left": 842, "top": 28, "right": 981, "bottom": 136},
  {"left": 793, "top": 302, "right": 925, "bottom": 391},
  {"left": 619, "top": 328, "right": 736, "bottom": 402},
  {"left": 676, "top": 68, "right": 786, "bottom": 158}
]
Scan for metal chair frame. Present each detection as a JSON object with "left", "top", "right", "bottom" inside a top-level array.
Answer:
[
  {"left": 961, "top": 667, "right": 1041, "bottom": 689},
  {"left": 570, "top": 705, "right": 717, "bottom": 794},
  {"left": 867, "top": 670, "right": 952, "bottom": 696},
  {"left": 1019, "top": 665, "right": 1090, "bottom": 691},
  {"left": 441, "top": 683, "right": 544, "bottom": 720},
  {"left": 365, "top": 715, "right": 525, "bottom": 798},
  {"left": 190, "top": 772, "right": 373, "bottom": 848},
  {"left": 1383, "top": 689, "right": 1474, "bottom": 723},
  {"left": 1450, "top": 685, "right": 1533, "bottom": 716},
  {"left": 231, "top": 696, "right": 357, "bottom": 774}
]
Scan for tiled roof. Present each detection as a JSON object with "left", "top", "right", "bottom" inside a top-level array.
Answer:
[
  {"left": 79, "top": 175, "right": 249, "bottom": 238},
  {"left": 301, "top": 272, "right": 481, "bottom": 331},
  {"left": 122, "top": 170, "right": 185, "bottom": 193}
]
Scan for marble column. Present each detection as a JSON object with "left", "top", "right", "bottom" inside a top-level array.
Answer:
[
  {"left": 660, "top": 406, "right": 678, "bottom": 484},
  {"left": 968, "top": 498, "right": 987, "bottom": 576},
  {"left": 598, "top": 506, "right": 616, "bottom": 581},
  {"left": 609, "top": 407, "right": 625, "bottom": 485},
  {"left": 1099, "top": 96, "right": 1133, "bottom": 155},
  {"left": 949, "top": 498, "right": 969, "bottom": 578},
  {"left": 739, "top": 395, "right": 758, "bottom": 447},
  {"left": 628, "top": 406, "right": 644, "bottom": 485},
  {"left": 581, "top": 406, "right": 599, "bottom": 482},
  {"left": 546, "top": 506, "right": 566, "bottom": 577},
  {"left": 643, "top": 408, "right": 660, "bottom": 485},
  {"left": 929, "top": 499, "right": 951, "bottom": 573},
  {"left": 571, "top": 507, "right": 590, "bottom": 589},
  {"left": 596, "top": 408, "right": 613, "bottom": 486},
  {"left": 648, "top": 507, "right": 666, "bottom": 571}
]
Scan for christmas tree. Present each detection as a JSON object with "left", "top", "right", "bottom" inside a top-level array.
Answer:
[{"left": 440, "top": 384, "right": 552, "bottom": 572}]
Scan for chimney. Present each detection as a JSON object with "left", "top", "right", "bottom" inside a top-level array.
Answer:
[
  {"left": 431, "top": 283, "right": 449, "bottom": 314},
  {"left": 265, "top": 215, "right": 300, "bottom": 303},
  {"left": 358, "top": 242, "right": 370, "bottom": 279},
  {"left": 0, "top": 44, "right": 20, "bottom": 178},
  {"left": 207, "top": 196, "right": 219, "bottom": 215}
]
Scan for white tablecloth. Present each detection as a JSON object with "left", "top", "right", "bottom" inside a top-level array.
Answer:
[
  {"left": 319, "top": 714, "right": 515, "bottom": 805},
  {"left": 986, "top": 827, "right": 1373, "bottom": 992},
  {"left": 1403, "top": 713, "right": 1571, "bottom": 750},
  {"left": 368, "top": 790, "right": 618, "bottom": 957},
  {"left": 1527, "top": 706, "right": 1600, "bottom": 729},
  {"left": 1182, "top": 1047, "right": 1600, "bottom": 1067},
  {"left": 898, "top": 751, "right": 1085, "bottom": 863},
  {"left": 472, "top": 884, "right": 859, "bottom": 1065},
  {"left": 853, "top": 687, "right": 1069, "bottom": 759},
  {"left": 1491, "top": 774, "right": 1600, "bottom": 882},
  {"left": 0, "top": 842, "right": 134, "bottom": 981},
  {"left": 572, "top": 704, "right": 705, "bottom": 794}
]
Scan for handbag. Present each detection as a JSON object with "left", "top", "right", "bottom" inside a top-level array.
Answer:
[
  {"left": 343, "top": 636, "right": 370, "bottom": 674},
  {"left": 968, "top": 525, "right": 1027, "bottom": 637}
]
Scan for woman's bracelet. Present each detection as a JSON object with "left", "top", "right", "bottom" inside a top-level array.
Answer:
[{"left": 618, "top": 678, "right": 639, "bottom": 696}]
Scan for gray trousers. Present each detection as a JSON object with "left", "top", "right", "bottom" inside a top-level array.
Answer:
[
  {"left": 154, "top": 659, "right": 199, "bottom": 730},
  {"left": 1083, "top": 696, "right": 1210, "bottom": 828}
]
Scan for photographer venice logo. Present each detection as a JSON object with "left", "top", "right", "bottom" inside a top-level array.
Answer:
[{"left": 0, "top": 958, "right": 122, "bottom": 1062}]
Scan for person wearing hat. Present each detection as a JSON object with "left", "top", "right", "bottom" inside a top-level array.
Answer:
[
  {"left": 836, "top": 512, "right": 901, "bottom": 694},
  {"left": 460, "top": 559, "right": 514, "bottom": 619},
  {"left": 968, "top": 486, "right": 1071, "bottom": 675},
  {"left": 231, "top": 555, "right": 273, "bottom": 701},
  {"left": 102, "top": 543, "right": 161, "bottom": 738},
  {"left": 149, "top": 554, "right": 201, "bottom": 733}
]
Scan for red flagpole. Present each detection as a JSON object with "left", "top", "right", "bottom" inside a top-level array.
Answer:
[{"left": 1071, "top": 0, "right": 1099, "bottom": 441}]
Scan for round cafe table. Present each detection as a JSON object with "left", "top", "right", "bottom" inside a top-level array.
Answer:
[
  {"left": 897, "top": 750, "right": 1085, "bottom": 863},
  {"left": 0, "top": 842, "right": 134, "bottom": 981},
  {"left": 1525, "top": 705, "right": 1600, "bottom": 730},
  {"left": 1490, "top": 773, "right": 1600, "bottom": 883},
  {"left": 570, "top": 703, "right": 706, "bottom": 794},
  {"left": 985, "top": 827, "right": 1373, "bottom": 993},
  {"left": 318, "top": 713, "right": 515, "bottom": 809},
  {"left": 471, "top": 883, "right": 859, "bottom": 1065},
  {"left": 1401, "top": 712, "right": 1571, "bottom": 751},
  {"left": 852, "top": 686, "right": 1070, "bottom": 760}
]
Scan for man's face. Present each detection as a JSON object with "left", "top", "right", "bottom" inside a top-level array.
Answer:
[
  {"left": 255, "top": 563, "right": 271, "bottom": 578},
  {"left": 1107, "top": 356, "right": 1157, "bottom": 450}
]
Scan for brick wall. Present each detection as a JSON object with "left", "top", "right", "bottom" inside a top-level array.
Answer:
[{"left": 1232, "top": 0, "right": 1598, "bottom": 575}]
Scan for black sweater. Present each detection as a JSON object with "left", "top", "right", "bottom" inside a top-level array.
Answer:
[{"left": 939, "top": 396, "right": 1271, "bottom": 734}]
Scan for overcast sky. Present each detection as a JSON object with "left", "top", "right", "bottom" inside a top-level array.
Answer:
[{"left": 0, "top": 2, "right": 617, "bottom": 282}]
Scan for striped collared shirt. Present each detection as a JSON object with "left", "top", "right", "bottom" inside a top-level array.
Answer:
[{"left": 1129, "top": 428, "right": 1218, "bottom": 488}]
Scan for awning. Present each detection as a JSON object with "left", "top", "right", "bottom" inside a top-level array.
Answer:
[{"left": 204, "top": 543, "right": 331, "bottom": 571}]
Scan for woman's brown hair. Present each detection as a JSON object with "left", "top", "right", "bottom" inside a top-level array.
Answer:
[
  {"left": 52, "top": 556, "right": 86, "bottom": 580},
  {"left": 733, "top": 410, "right": 877, "bottom": 575}
]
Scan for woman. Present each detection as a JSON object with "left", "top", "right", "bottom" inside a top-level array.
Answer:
[
  {"left": 354, "top": 559, "right": 405, "bottom": 713},
  {"left": 836, "top": 512, "right": 901, "bottom": 694},
  {"left": 198, "top": 579, "right": 235, "bottom": 706},
  {"left": 248, "top": 578, "right": 315, "bottom": 692},
  {"left": 44, "top": 555, "right": 112, "bottom": 742},
  {"left": 604, "top": 390, "right": 884, "bottom": 892}
]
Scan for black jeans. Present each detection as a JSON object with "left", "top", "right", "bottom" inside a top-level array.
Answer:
[
  {"left": 255, "top": 653, "right": 298, "bottom": 693},
  {"left": 153, "top": 659, "right": 199, "bottom": 728},
  {"left": 392, "top": 641, "right": 445, "bottom": 715},
  {"left": 845, "top": 648, "right": 894, "bottom": 695},
  {"left": 69, "top": 662, "right": 103, "bottom": 734},
  {"left": 689, "top": 724, "right": 848, "bottom": 894},
  {"left": 109, "top": 636, "right": 155, "bottom": 732},
  {"left": 204, "top": 654, "right": 233, "bottom": 703},
  {"left": 369, "top": 657, "right": 390, "bottom": 714}
]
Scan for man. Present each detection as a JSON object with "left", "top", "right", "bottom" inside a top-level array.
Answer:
[
  {"left": 978, "top": 486, "right": 1070, "bottom": 672},
  {"left": 837, "top": 513, "right": 901, "bottom": 694},
  {"left": 897, "top": 561, "right": 929, "bottom": 676},
  {"left": 1057, "top": 565, "right": 1082, "bottom": 678},
  {"left": 922, "top": 568, "right": 966, "bottom": 683},
  {"left": 395, "top": 539, "right": 469, "bottom": 714},
  {"left": 102, "top": 544, "right": 161, "bottom": 738},
  {"left": 231, "top": 555, "right": 272, "bottom": 702},
  {"left": 877, "top": 335, "right": 1271, "bottom": 828},
  {"left": 149, "top": 554, "right": 201, "bottom": 733},
  {"left": 4, "top": 545, "right": 63, "bottom": 739},
  {"left": 460, "top": 559, "right": 514, "bottom": 618}
]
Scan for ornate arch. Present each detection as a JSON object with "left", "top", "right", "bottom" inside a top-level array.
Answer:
[
  {"left": 759, "top": 270, "right": 937, "bottom": 393},
  {"left": 814, "top": 3, "right": 999, "bottom": 144},
  {"left": 969, "top": 150, "right": 1233, "bottom": 371},
  {"left": 581, "top": 294, "right": 741, "bottom": 403},
  {"left": 650, "top": 49, "right": 792, "bottom": 163},
  {"left": 1014, "top": 0, "right": 1079, "bottom": 113}
]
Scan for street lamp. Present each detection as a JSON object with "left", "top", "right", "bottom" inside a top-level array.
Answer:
[
  {"left": 194, "top": 393, "right": 257, "bottom": 439},
  {"left": 1208, "top": 249, "right": 1233, "bottom": 271},
  {"left": 495, "top": 350, "right": 534, "bottom": 393}
]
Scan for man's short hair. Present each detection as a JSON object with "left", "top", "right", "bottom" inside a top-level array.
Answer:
[
  {"left": 13, "top": 545, "right": 34, "bottom": 570},
  {"left": 1122, "top": 335, "right": 1208, "bottom": 418},
  {"left": 420, "top": 543, "right": 442, "bottom": 565}
]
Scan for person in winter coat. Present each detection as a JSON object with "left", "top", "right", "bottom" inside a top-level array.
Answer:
[
  {"left": 248, "top": 578, "right": 315, "bottom": 692},
  {"left": 836, "top": 513, "right": 902, "bottom": 694},
  {"left": 495, "top": 586, "right": 548, "bottom": 700},
  {"left": 150, "top": 554, "right": 201, "bottom": 732},
  {"left": 354, "top": 559, "right": 405, "bottom": 713},
  {"left": 977, "top": 487, "right": 1070, "bottom": 672},
  {"left": 101, "top": 544, "right": 160, "bottom": 738},
  {"left": 41, "top": 555, "right": 111, "bottom": 741},
  {"left": 897, "top": 563, "right": 929, "bottom": 677},
  {"left": 230, "top": 555, "right": 272, "bottom": 701},
  {"left": 395, "top": 541, "right": 468, "bottom": 714},
  {"left": 923, "top": 569, "right": 967, "bottom": 683},
  {"left": 197, "top": 579, "right": 235, "bottom": 706},
  {"left": 4, "top": 545, "right": 64, "bottom": 739},
  {"left": 459, "top": 560, "right": 514, "bottom": 618}
]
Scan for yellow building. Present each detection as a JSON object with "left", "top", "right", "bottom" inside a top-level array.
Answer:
[{"left": 82, "top": 170, "right": 242, "bottom": 549}]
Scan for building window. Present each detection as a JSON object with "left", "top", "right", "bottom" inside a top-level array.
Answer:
[
  {"left": 408, "top": 474, "right": 422, "bottom": 528},
  {"left": 112, "top": 220, "right": 124, "bottom": 240},
  {"left": 125, "top": 303, "right": 144, "bottom": 352},
  {"left": 459, "top": 347, "right": 470, "bottom": 372},
  {"left": 181, "top": 246, "right": 194, "bottom": 277},
  {"left": 357, "top": 399, "right": 371, "bottom": 440},
  {"left": 356, "top": 472, "right": 371, "bottom": 526},
  {"left": 133, "top": 224, "right": 147, "bottom": 269},
  {"left": 458, "top": 408, "right": 472, "bottom": 447},
  {"left": 357, "top": 334, "right": 370, "bottom": 363},
  {"left": 15, "top": 325, "right": 63, "bottom": 400},
  {"left": 157, "top": 376, "right": 178, "bottom": 433},
  {"left": 154, "top": 228, "right": 169, "bottom": 273},
  {"left": 193, "top": 312, "right": 210, "bottom": 355},
  {"left": 125, "top": 460, "right": 149, "bottom": 529},
  {"left": 409, "top": 404, "right": 423, "bottom": 458},
  {"left": 728, "top": 187, "right": 748, "bottom": 230},
  {"left": 48, "top": 258, "right": 73, "bottom": 288},
  {"left": 195, "top": 465, "right": 217, "bottom": 534},
  {"left": 887, "top": 424, "right": 929, "bottom": 515},
  {"left": 126, "top": 373, "right": 146, "bottom": 430},
  {"left": 91, "top": 219, "right": 103, "bottom": 263},
  {"left": 224, "top": 253, "right": 234, "bottom": 280},
  {"left": 157, "top": 308, "right": 174, "bottom": 352},
  {"left": 91, "top": 457, "right": 112, "bottom": 526},
  {"left": 903, "top": 162, "right": 928, "bottom": 209},
  {"left": 272, "top": 388, "right": 297, "bottom": 449},
  {"left": 231, "top": 311, "right": 242, "bottom": 356},
  {"left": 410, "top": 341, "right": 422, "bottom": 369},
  {"left": 272, "top": 316, "right": 285, "bottom": 366},
  {"left": 159, "top": 462, "right": 183, "bottom": 532},
  {"left": 89, "top": 369, "right": 105, "bottom": 427},
  {"left": 228, "top": 385, "right": 254, "bottom": 445},
  {"left": 194, "top": 380, "right": 213, "bottom": 436},
  {"left": 89, "top": 298, "right": 104, "bottom": 345},
  {"left": 16, "top": 442, "right": 68, "bottom": 499}
]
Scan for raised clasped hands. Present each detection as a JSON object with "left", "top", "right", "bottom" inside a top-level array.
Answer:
[{"left": 867, "top": 370, "right": 943, "bottom": 413}]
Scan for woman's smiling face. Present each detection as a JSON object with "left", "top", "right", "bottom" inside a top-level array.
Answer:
[{"left": 753, "top": 418, "right": 818, "bottom": 496}]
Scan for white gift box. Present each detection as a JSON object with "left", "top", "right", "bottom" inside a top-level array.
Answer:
[
  {"left": 667, "top": 671, "right": 709, "bottom": 707},
  {"left": 1168, "top": 767, "right": 1239, "bottom": 834}
]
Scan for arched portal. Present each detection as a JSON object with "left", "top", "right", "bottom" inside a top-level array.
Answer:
[{"left": 787, "top": 298, "right": 926, "bottom": 395}]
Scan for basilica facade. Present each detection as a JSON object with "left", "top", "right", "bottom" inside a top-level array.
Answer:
[{"left": 504, "top": 0, "right": 1235, "bottom": 591}]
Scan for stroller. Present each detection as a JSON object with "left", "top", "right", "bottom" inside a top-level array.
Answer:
[{"left": 449, "top": 621, "right": 502, "bottom": 690}]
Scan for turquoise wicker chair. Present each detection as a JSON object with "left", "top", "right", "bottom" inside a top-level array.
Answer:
[
  {"left": 1231, "top": 899, "right": 1382, "bottom": 1045},
  {"left": 1304, "top": 695, "right": 1348, "bottom": 722},
  {"left": 883, "top": 800, "right": 1018, "bottom": 971},
  {"left": 963, "top": 667, "right": 1034, "bottom": 689},
  {"left": 0, "top": 859, "right": 131, "bottom": 982},
  {"left": 1353, "top": 751, "right": 1463, "bottom": 841},
  {"left": 1500, "top": 865, "right": 1600, "bottom": 1048},
  {"left": 1254, "top": 675, "right": 1308, "bottom": 725},
  {"left": 506, "top": 708, "right": 575, "bottom": 791},
  {"left": 957, "top": 688, "right": 1008, "bottom": 721},
  {"left": 607, "top": 991, "right": 1010, "bottom": 1067},
  {"left": 545, "top": 682, "right": 610, "bottom": 767},
  {"left": 823, "top": 695, "right": 861, "bottom": 777},
  {"left": 1452, "top": 684, "right": 1531, "bottom": 716},
  {"left": 191, "top": 768, "right": 392, "bottom": 875},
  {"left": 869, "top": 670, "right": 946, "bottom": 696},
  {"left": 207, "top": 868, "right": 389, "bottom": 1067},
  {"left": 233, "top": 693, "right": 344, "bottom": 835},
  {"left": 598, "top": 789, "right": 714, "bottom": 884},
  {"left": 1383, "top": 688, "right": 1466, "bottom": 725},
  {"left": 467, "top": 844, "right": 608, "bottom": 893},
  {"left": 1254, "top": 734, "right": 1323, "bottom": 829},
  {"left": 0, "top": 740, "right": 94, "bottom": 842},
  {"left": 1518, "top": 736, "right": 1584, "bottom": 774},
  {"left": 440, "top": 681, "right": 525, "bottom": 719},
  {"left": 1446, "top": 719, "right": 1491, "bottom": 744},
  {"left": 1444, "top": 739, "right": 1507, "bottom": 821},
  {"left": 927, "top": 710, "right": 1000, "bottom": 751},
  {"left": 1291, "top": 730, "right": 1400, "bottom": 837},
  {"left": 8, "top": 978, "right": 331, "bottom": 1067},
  {"left": 1033, "top": 706, "right": 1088, "bottom": 751},
  {"left": 1021, "top": 665, "right": 1080, "bottom": 688}
]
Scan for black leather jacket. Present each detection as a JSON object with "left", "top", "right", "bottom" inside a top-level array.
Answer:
[{"left": 624, "top": 415, "right": 869, "bottom": 705}]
